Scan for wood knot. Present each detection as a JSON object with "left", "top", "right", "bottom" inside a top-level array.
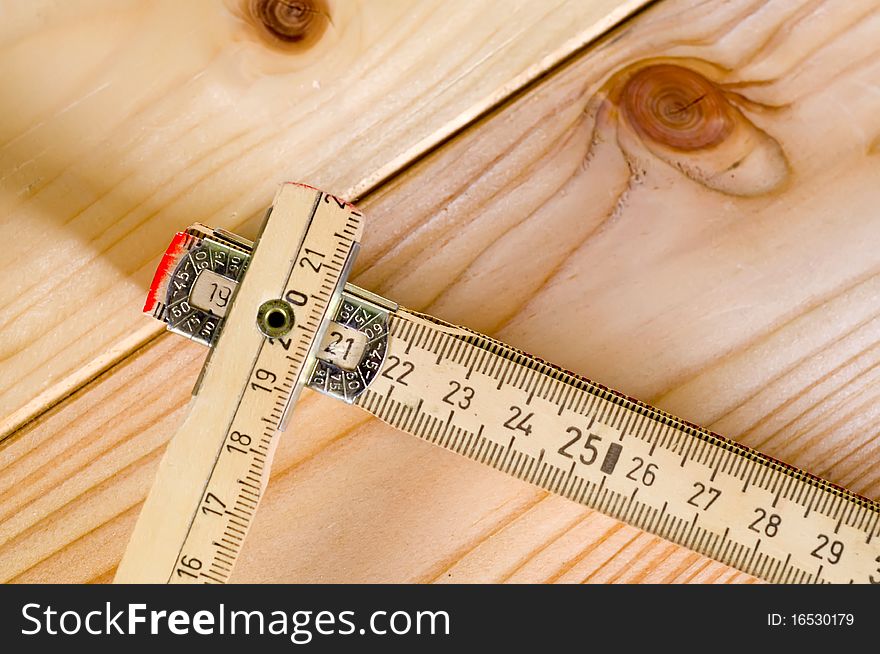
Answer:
[
  {"left": 603, "top": 60, "right": 789, "bottom": 197},
  {"left": 620, "top": 64, "right": 733, "bottom": 152},
  {"left": 245, "top": 0, "right": 329, "bottom": 50}
]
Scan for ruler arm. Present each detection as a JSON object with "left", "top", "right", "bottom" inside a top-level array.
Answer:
[
  {"left": 352, "top": 307, "right": 880, "bottom": 584},
  {"left": 115, "top": 184, "right": 362, "bottom": 583}
]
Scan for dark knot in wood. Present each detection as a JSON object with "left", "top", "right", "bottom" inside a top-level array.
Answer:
[
  {"left": 599, "top": 59, "right": 789, "bottom": 196},
  {"left": 620, "top": 64, "right": 734, "bottom": 152},
  {"left": 245, "top": 0, "right": 329, "bottom": 50}
]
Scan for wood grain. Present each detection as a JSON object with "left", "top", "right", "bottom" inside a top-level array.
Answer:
[
  {"left": 0, "top": 0, "right": 648, "bottom": 439},
  {"left": 3, "top": 0, "right": 880, "bottom": 583}
]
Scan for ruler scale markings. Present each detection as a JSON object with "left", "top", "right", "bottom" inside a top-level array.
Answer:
[
  {"left": 857, "top": 503, "right": 872, "bottom": 533},
  {"left": 695, "top": 525, "right": 713, "bottom": 557},
  {"left": 720, "top": 447, "right": 737, "bottom": 478},
  {"left": 582, "top": 389, "right": 601, "bottom": 418},
  {"left": 708, "top": 448, "right": 724, "bottom": 482},
  {"left": 498, "top": 357, "right": 509, "bottom": 386},
  {"left": 527, "top": 375, "right": 544, "bottom": 405},
  {"left": 545, "top": 466, "right": 559, "bottom": 492},
  {"left": 589, "top": 476, "right": 607, "bottom": 509},
  {"left": 794, "top": 475, "right": 811, "bottom": 510},
  {"left": 562, "top": 460, "right": 577, "bottom": 495},
  {"left": 497, "top": 358, "right": 514, "bottom": 390},
  {"left": 556, "top": 385, "right": 573, "bottom": 416},
  {"left": 548, "top": 378, "right": 566, "bottom": 408},
  {"left": 468, "top": 425, "right": 484, "bottom": 459},
  {"left": 594, "top": 398, "right": 610, "bottom": 426},
  {"left": 741, "top": 462, "right": 756, "bottom": 492},
  {"left": 479, "top": 346, "right": 497, "bottom": 378},
  {"left": 646, "top": 421, "right": 663, "bottom": 455},
  {"left": 830, "top": 494, "right": 845, "bottom": 532},
  {"left": 509, "top": 359, "right": 527, "bottom": 390},
  {"left": 863, "top": 511, "right": 878, "bottom": 544},
  {"left": 551, "top": 466, "right": 565, "bottom": 493},
  {"left": 693, "top": 437, "right": 710, "bottom": 466},
  {"left": 520, "top": 453, "right": 538, "bottom": 486},
  {"left": 770, "top": 471, "right": 786, "bottom": 508},
  {"left": 565, "top": 473, "right": 581, "bottom": 504},
  {"left": 810, "top": 487, "right": 826, "bottom": 517},
  {"left": 500, "top": 437, "right": 518, "bottom": 472},
  {"left": 662, "top": 513, "right": 677, "bottom": 541},
  {"left": 449, "top": 427, "right": 467, "bottom": 454},
  {"left": 728, "top": 452, "right": 745, "bottom": 482},
  {"left": 572, "top": 477, "right": 586, "bottom": 504},
  {"left": 852, "top": 504, "right": 868, "bottom": 534},
  {"left": 453, "top": 336, "right": 469, "bottom": 364},
  {"left": 869, "top": 514, "right": 880, "bottom": 544},
  {"left": 671, "top": 430, "right": 686, "bottom": 457},
  {"left": 630, "top": 412, "right": 649, "bottom": 443},
  {"left": 548, "top": 378, "right": 571, "bottom": 407},
  {"left": 684, "top": 512, "right": 699, "bottom": 548},
  {"left": 656, "top": 421, "right": 676, "bottom": 455},
  {"left": 510, "top": 451, "right": 525, "bottom": 479},
  {"left": 679, "top": 435, "right": 695, "bottom": 467},
  {"left": 818, "top": 489, "right": 834, "bottom": 517},
  {"left": 836, "top": 501, "right": 853, "bottom": 535},
  {"left": 756, "top": 460, "right": 774, "bottom": 491},
  {"left": 473, "top": 438, "right": 491, "bottom": 463},
  {"left": 490, "top": 442, "right": 505, "bottom": 468}
]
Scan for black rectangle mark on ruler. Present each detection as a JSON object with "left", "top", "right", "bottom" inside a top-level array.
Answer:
[{"left": 601, "top": 443, "right": 623, "bottom": 475}]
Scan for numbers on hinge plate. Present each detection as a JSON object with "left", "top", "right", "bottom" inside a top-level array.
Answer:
[
  {"left": 324, "top": 330, "right": 356, "bottom": 360},
  {"left": 209, "top": 282, "right": 231, "bottom": 308}
]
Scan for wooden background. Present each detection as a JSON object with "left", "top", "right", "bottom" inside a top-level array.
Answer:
[{"left": 1, "top": 0, "right": 879, "bottom": 583}]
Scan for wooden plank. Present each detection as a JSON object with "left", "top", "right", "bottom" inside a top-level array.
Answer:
[
  {"left": 3, "top": 0, "right": 880, "bottom": 583},
  {"left": 0, "top": 0, "right": 649, "bottom": 439}
]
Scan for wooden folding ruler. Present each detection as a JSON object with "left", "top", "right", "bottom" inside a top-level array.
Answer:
[{"left": 115, "top": 183, "right": 880, "bottom": 584}]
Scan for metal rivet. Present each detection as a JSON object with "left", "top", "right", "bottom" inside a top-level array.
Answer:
[{"left": 256, "top": 299, "right": 295, "bottom": 338}]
